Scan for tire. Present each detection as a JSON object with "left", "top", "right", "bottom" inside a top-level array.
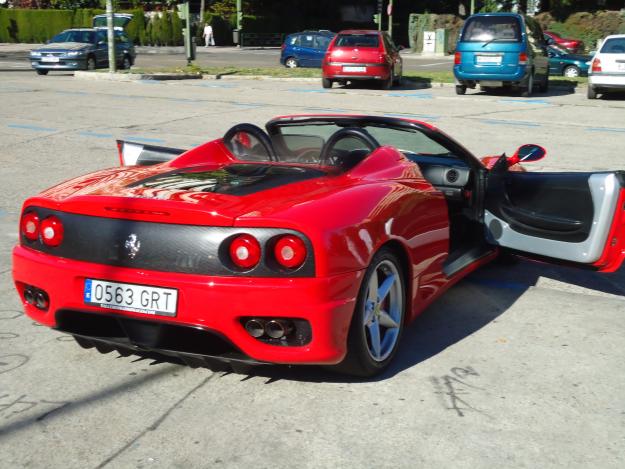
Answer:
[
  {"left": 322, "top": 78, "right": 332, "bottom": 89},
  {"left": 563, "top": 65, "right": 580, "bottom": 78},
  {"left": 285, "top": 57, "right": 298, "bottom": 68},
  {"left": 455, "top": 85, "right": 466, "bottom": 95},
  {"left": 86, "top": 57, "right": 96, "bottom": 71},
  {"left": 587, "top": 85, "right": 597, "bottom": 99},
  {"left": 540, "top": 74, "right": 549, "bottom": 93},
  {"left": 521, "top": 72, "right": 533, "bottom": 97},
  {"left": 121, "top": 55, "right": 132, "bottom": 70},
  {"left": 36, "top": 69, "right": 48, "bottom": 76},
  {"left": 333, "top": 248, "right": 406, "bottom": 377}
]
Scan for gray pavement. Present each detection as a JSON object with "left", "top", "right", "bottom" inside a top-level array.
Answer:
[
  {"left": 1, "top": 71, "right": 624, "bottom": 468},
  {"left": 0, "top": 42, "right": 454, "bottom": 72}
]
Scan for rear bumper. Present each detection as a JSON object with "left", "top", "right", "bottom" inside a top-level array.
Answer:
[
  {"left": 454, "top": 65, "right": 528, "bottom": 84},
  {"left": 323, "top": 63, "right": 391, "bottom": 80},
  {"left": 589, "top": 74, "right": 625, "bottom": 89},
  {"left": 13, "top": 245, "right": 363, "bottom": 365}
]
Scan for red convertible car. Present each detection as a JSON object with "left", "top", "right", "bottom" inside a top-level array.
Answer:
[{"left": 12, "top": 115, "right": 625, "bottom": 376}]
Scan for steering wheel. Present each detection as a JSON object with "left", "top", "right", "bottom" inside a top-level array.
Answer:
[
  {"left": 319, "top": 127, "right": 381, "bottom": 167},
  {"left": 223, "top": 123, "right": 277, "bottom": 162}
]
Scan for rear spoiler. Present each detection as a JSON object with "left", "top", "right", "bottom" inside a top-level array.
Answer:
[{"left": 117, "top": 140, "right": 187, "bottom": 167}]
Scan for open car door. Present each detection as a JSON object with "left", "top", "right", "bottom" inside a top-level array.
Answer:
[{"left": 484, "top": 156, "right": 625, "bottom": 273}]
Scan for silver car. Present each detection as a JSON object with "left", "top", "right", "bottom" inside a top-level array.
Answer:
[{"left": 30, "top": 28, "right": 136, "bottom": 75}]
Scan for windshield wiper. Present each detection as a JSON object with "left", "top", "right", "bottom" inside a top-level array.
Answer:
[{"left": 482, "top": 38, "right": 508, "bottom": 48}]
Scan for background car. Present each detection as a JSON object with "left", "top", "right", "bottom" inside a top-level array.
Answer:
[
  {"left": 280, "top": 30, "right": 335, "bottom": 68},
  {"left": 454, "top": 13, "right": 549, "bottom": 97},
  {"left": 588, "top": 34, "right": 625, "bottom": 99},
  {"left": 548, "top": 44, "right": 590, "bottom": 77},
  {"left": 29, "top": 28, "right": 136, "bottom": 75},
  {"left": 322, "top": 30, "right": 402, "bottom": 89},
  {"left": 544, "top": 31, "right": 584, "bottom": 54}
]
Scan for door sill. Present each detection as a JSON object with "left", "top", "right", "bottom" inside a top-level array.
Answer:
[{"left": 443, "top": 244, "right": 496, "bottom": 278}]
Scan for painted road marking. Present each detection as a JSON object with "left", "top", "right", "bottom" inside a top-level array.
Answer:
[
  {"left": 483, "top": 119, "right": 540, "bottom": 127},
  {"left": 7, "top": 124, "right": 57, "bottom": 132},
  {"left": 498, "top": 98, "right": 551, "bottom": 105},
  {"left": 78, "top": 131, "right": 114, "bottom": 139},
  {"left": 587, "top": 127, "right": 625, "bottom": 133},
  {"left": 288, "top": 88, "right": 330, "bottom": 93},
  {"left": 387, "top": 92, "right": 433, "bottom": 99}
]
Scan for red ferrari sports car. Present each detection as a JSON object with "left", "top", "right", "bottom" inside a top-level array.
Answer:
[{"left": 12, "top": 115, "right": 625, "bottom": 376}]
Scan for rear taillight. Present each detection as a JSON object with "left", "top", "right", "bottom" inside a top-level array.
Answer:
[
  {"left": 454, "top": 52, "right": 461, "bottom": 65},
  {"left": 20, "top": 212, "right": 40, "bottom": 241},
  {"left": 274, "top": 235, "right": 307, "bottom": 269},
  {"left": 519, "top": 52, "right": 528, "bottom": 65},
  {"left": 40, "top": 216, "right": 64, "bottom": 247},
  {"left": 592, "top": 58, "right": 602, "bottom": 73},
  {"left": 229, "top": 234, "right": 261, "bottom": 269}
]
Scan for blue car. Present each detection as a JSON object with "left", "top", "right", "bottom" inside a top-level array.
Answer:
[
  {"left": 454, "top": 13, "right": 549, "bottom": 97},
  {"left": 280, "top": 30, "right": 335, "bottom": 68}
]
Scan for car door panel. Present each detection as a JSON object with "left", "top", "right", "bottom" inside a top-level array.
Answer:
[{"left": 485, "top": 164, "right": 625, "bottom": 269}]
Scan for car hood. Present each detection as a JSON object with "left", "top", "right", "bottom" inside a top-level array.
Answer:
[
  {"left": 32, "top": 163, "right": 344, "bottom": 227},
  {"left": 36, "top": 42, "right": 92, "bottom": 52}
]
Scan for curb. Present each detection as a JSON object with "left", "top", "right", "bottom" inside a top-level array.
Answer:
[{"left": 74, "top": 71, "right": 203, "bottom": 81}]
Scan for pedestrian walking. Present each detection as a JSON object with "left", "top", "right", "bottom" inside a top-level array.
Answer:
[{"left": 203, "top": 24, "right": 215, "bottom": 47}]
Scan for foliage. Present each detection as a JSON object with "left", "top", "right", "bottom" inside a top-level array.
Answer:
[
  {"left": 161, "top": 10, "right": 172, "bottom": 46},
  {"left": 479, "top": 0, "right": 501, "bottom": 13}
]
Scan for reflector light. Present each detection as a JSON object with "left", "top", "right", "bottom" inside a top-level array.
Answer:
[
  {"left": 40, "top": 216, "right": 64, "bottom": 247},
  {"left": 519, "top": 52, "right": 528, "bottom": 65},
  {"left": 229, "top": 234, "right": 261, "bottom": 269},
  {"left": 454, "top": 52, "right": 461, "bottom": 65},
  {"left": 20, "top": 212, "right": 40, "bottom": 241},
  {"left": 592, "top": 58, "right": 602, "bottom": 73},
  {"left": 274, "top": 235, "right": 307, "bottom": 269}
]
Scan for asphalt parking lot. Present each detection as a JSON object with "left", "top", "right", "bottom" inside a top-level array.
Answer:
[{"left": 1, "top": 72, "right": 625, "bottom": 468}]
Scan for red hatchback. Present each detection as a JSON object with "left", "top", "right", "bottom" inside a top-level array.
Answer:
[
  {"left": 544, "top": 31, "right": 584, "bottom": 53},
  {"left": 322, "top": 30, "right": 402, "bottom": 89}
]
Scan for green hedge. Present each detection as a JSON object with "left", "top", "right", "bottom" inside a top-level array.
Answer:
[{"left": 0, "top": 8, "right": 181, "bottom": 46}]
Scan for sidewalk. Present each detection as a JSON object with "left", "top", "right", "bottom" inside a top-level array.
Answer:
[{"left": 0, "top": 43, "right": 276, "bottom": 55}]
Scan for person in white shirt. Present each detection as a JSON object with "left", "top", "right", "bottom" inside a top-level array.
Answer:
[{"left": 203, "top": 24, "right": 215, "bottom": 47}]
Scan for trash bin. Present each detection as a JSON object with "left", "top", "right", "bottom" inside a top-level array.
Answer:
[{"left": 232, "top": 29, "right": 240, "bottom": 45}]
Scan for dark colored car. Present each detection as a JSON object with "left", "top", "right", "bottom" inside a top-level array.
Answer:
[
  {"left": 454, "top": 13, "right": 549, "bottom": 97},
  {"left": 280, "top": 30, "right": 335, "bottom": 68},
  {"left": 29, "top": 28, "right": 136, "bottom": 75},
  {"left": 322, "top": 30, "right": 402, "bottom": 89},
  {"left": 548, "top": 44, "right": 591, "bottom": 77},
  {"left": 544, "top": 31, "right": 584, "bottom": 54},
  {"left": 13, "top": 114, "right": 625, "bottom": 377}
]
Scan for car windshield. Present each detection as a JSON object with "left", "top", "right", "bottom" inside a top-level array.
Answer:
[
  {"left": 600, "top": 38, "right": 625, "bottom": 54},
  {"left": 335, "top": 34, "right": 379, "bottom": 48},
  {"left": 50, "top": 30, "right": 95, "bottom": 44},
  {"left": 461, "top": 16, "right": 521, "bottom": 42}
]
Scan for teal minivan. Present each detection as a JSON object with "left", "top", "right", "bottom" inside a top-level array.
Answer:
[{"left": 453, "top": 13, "right": 549, "bottom": 97}]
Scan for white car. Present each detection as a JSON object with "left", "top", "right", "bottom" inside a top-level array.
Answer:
[{"left": 588, "top": 34, "right": 625, "bottom": 99}]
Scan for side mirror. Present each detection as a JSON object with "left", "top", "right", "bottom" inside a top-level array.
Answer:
[{"left": 508, "top": 144, "right": 546, "bottom": 166}]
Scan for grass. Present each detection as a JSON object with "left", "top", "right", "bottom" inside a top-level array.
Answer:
[{"left": 105, "top": 65, "right": 589, "bottom": 87}]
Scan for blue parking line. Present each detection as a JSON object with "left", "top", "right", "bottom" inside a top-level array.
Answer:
[
  {"left": 195, "top": 83, "right": 236, "bottom": 88},
  {"left": 483, "top": 119, "right": 540, "bottom": 127},
  {"left": 288, "top": 88, "right": 330, "bottom": 93},
  {"left": 384, "top": 113, "right": 440, "bottom": 121},
  {"left": 587, "top": 127, "right": 625, "bottom": 133},
  {"left": 0, "top": 208, "right": 6, "bottom": 219},
  {"left": 468, "top": 278, "right": 528, "bottom": 291},
  {"left": 138, "top": 80, "right": 164, "bottom": 85},
  {"left": 498, "top": 98, "right": 551, "bottom": 105},
  {"left": 122, "top": 136, "right": 165, "bottom": 144},
  {"left": 231, "top": 102, "right": 264, "bottom": 108},
  {"left": 8, "top": 124, "right": 57, "bottom": 132},
  {"left": 386, "top": 92, "right": 433, "bottom": 99},
  {"left": 78, "top": 131, "right": 114, "bottom": 139},
  {"left": 56, "top": 91, "right": 89, "bottom": 96}
]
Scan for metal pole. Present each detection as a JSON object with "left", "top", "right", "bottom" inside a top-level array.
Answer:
[
  {"left": 106, "top": 0, "right": 116, "bottom": 72},
  {"left": 388, "top": 0, "right": 393, "bottom": 38},
  {"left": 236, "top": 0, "right": 242, "bottom": 30},
  {"left": 470, "top": 0, "right": 475, "bottom": 15}
]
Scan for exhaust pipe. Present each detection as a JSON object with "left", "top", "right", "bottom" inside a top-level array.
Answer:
[
  {"left": 265, "top": 320, "right": 293, "bottom": 339},
  {"left": 24, "top": 287, "right": 35, "bottom": 305},
  {"left": 244, "top": 319, "right": 265, "bottom": 338},
  {"left": 35, "top": 291, "right": 49, "bottom": 310}
]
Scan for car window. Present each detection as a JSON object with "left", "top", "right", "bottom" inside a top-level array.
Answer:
[
  {"left": 300, "top": 35, "right": 315, "bottom": 48},
  {"left": 50, "top": 30, "right": 95, "bottom": 44},
  {"left": 600, "top": 38, "right": 625, "bottom": 54},
  {"left": 115, "top": 32, "right": 130, "bottom": 44},
  {"left": 461, "top": 16, "right": 521, "bottom": 42},
  {"left": 365, "top": 126, "right": 452, "bottom": 157},
  {"left": 315, "top": 35, "right": 332, "bottom": 50},
  {"left": 287, "top": 35, "right": 299, "bottom": 46},
  {"left": 335, "top": 34, "right": 380, "bottom": 48}
]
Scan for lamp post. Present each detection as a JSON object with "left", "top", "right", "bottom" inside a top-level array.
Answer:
[
  {"left": 106, "top": 0, "right": 116, "bottom": 72},
  {"left": 388, "top": 0, "right": 394, "bottom": 38}
]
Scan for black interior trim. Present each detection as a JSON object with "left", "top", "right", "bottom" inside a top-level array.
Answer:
[{"left": 500, "top": 205, "right": 584, "bottom": 232}]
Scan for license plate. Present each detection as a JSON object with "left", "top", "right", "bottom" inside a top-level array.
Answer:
[
  {"left": 41, "top": 56, "right": 59, "bottom": 63},
  {"left": 476, "top": 55, "right": 502, "bottom": 65},
  {"left": 84, "top": 279, "right": 178, "bottom": 317},
  {"left": 343, "top": 66, "right": 366, "bottom": 72},
  {"left": 480, "top": 80, "right": 503, "bottom": 87}
]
